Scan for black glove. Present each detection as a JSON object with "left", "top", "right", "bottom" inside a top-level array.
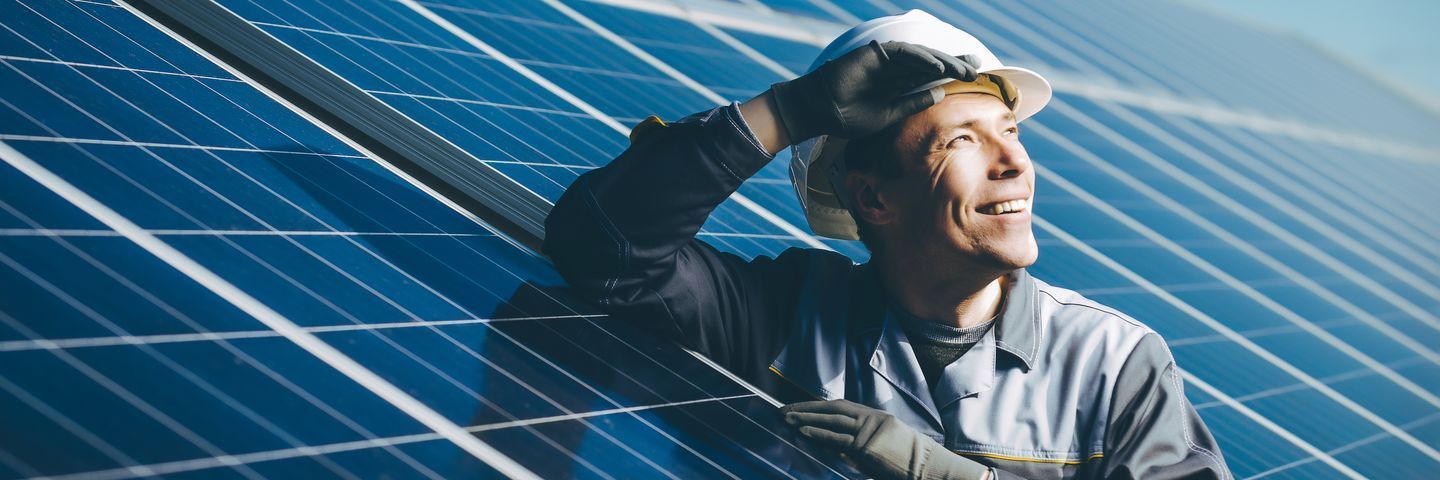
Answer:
[
  {"left": 782, "top": 399, "right": 992, "bottom": 480},
  {"left": 770, "top": 40, "right": 979, "bottom": 142}
]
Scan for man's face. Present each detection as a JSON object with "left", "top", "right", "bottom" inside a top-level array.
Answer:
[{"left": 866, "top": 93, "right": 1038, "bottom": 271}]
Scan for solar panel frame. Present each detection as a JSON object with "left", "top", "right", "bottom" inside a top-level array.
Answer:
[{"left": 129, "top": 0, "right": 560, "bottom": 243}]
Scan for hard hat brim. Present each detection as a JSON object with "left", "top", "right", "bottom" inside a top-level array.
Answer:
[{"left": 906, "top": 65, "right": 1052, "bottom": 123}]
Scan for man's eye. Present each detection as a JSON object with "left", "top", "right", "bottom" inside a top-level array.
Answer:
[
  {"left": 949, "top": 135, "right": 973, "bottom": 146},
  {"left": 1005, "top": 127, "right": 1019, "bottom": 136}
]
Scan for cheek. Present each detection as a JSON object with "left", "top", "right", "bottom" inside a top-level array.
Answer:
[{"left": 931, "top": 173, "right": 980, "bottom": 222}]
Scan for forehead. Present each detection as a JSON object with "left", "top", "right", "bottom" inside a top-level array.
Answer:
[
  {"left": 889, "top": 93, "right": 1017, "bottom": 158},
  {"left": 918, "top": 93, "right": 1016, "bottom": 130}
]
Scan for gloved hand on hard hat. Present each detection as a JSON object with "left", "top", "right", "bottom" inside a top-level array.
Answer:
[
  {"left": 783, "top": 399, "right": 993, "bottom": 480},
  {"left": 769, "top": 40, "right": 980, "bottom": 143}
]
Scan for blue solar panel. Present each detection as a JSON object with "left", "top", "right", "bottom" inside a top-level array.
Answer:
[
  {"left": 205, "top": 0, "right": 867, "bottom": 259},
  {"left": 4, "top": 0, "right": 1439, "bottom": 478},
  {"left": 0, "top": 1, "right": 857, "bottom": 478},
  {"left": 714, "top": 27, "right": 819, "bottom": 75}
]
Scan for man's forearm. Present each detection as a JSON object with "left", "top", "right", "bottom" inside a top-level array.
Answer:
[
  {"left": 738, "top": 90, "right": 792, "bottom": 156},
  {"left": 542, "top": 103, "right": 777, "bottom": 308}
]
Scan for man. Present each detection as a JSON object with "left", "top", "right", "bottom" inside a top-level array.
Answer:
[{"left": 544, "top": 10, "right": 1230, "bottom": 480}]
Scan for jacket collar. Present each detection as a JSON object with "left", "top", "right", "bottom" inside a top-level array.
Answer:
[
  {"left": 992, "top": 268, "right": 1040, "bottom": 371},
  {"left": 872, "top": 268, "right": 1041, "bottom": 371},
  {"left": 869, "top": 313, "right": 939, "bottom": 425},
  {"left": 867, "top": 268, "right": 1041, "bottom": 424},
  {"left": 765, "top": 266, "right": 1042, "bottom": 411}
]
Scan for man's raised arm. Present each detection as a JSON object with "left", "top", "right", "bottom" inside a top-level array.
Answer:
[
  {"left": 543, "top": 92, "right": 809, "bottom": 369},
  {"left": 542, "top": 40, "right": 977, "bottom": 370}
]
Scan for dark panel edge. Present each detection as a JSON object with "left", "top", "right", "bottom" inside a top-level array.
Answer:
[{"left": 126, "top": 0, "right": 549, "bottom": 252}]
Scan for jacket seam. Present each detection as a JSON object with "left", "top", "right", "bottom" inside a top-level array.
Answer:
[
  {"left": 1038, "top": 289, "right": 1150, "bottom": 332},
  {"left": 712, "top": 147, "right": 743, "bottom": 182},
  {"left": 1030, "top": 277, "right": 1040, "bottom": 362},
  {"left": 585, "top": 185, "right": 628, "bottom": 307},
  {"left": 1168, "top": 365, "right": 1229, "bottom": 478},
  {"left": 725, "top": 101, "right": 771, "bottom": 160},
  {"left": 648, "top": 288, "right": 687, "bottom": 346}
]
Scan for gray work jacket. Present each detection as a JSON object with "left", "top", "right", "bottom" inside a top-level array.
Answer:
[{"left": 544, "top": 103, "right": 1231, "bottom": 479}]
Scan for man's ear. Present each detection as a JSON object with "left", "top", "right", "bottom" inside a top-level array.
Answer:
[{"left": 845, "top": 171, "right": 895, "bottom": 226}]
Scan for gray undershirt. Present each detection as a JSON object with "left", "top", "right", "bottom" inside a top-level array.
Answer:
[{"left": 894, "top": 307, "right": 998, "bottom": 392}]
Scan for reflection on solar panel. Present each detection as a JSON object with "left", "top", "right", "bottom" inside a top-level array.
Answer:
[{"left": 1, "top": 0, "right": 1437, "bottom": 478}]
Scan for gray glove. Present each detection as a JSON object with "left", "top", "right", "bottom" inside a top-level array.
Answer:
[
  {"left": 769, "top": 40, "right": 979, "bottom": 142},
  {"left": 782, "top": 399, "right": 992, "bottom": 480}
]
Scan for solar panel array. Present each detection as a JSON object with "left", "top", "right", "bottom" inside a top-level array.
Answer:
[{"left": 1, "top": 0, "right": 1437, "bottom": 479}]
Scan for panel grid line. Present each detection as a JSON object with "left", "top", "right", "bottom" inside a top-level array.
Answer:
[
  {"left": 1034, "top": 216, "right": 1440, "bottom": 462},
  {"left": 0, "top": 48, "right": 541, "bottom": 479},
  {"left": 589, "top": 0, "right": 1440, "bottom": 161},
  {"left": 1033, "top": 146, "right": 1440, "bottom": 405},
  {"left": 235, "top": 0, "right": 790, "bottom": 252},
  {"left": 1048, "top": 100, "right": 1440, "bottom": 331},
  {"left": 0, "top": 54, "right": 238, "bottom": 81},
  {"left": 26, "top": 393, "right": 757, "bottom": 480},
  {"left": 12, "top": 8, "right": 778, "bottom": 469},
  {"left": 238, "top": 0, "right": 814, "bottom": 254},
  {"left": 0, "top": 134, "right": 369, "bottom": 158},
  {"left": 0, "top": 314, "right": 603, "bottom": 352},
  {"left": 399, "top": 0, "right": 832, "bottom": 250},
  {"left": 1030, "top": 120, "right": 1440, "bottom": 375}
]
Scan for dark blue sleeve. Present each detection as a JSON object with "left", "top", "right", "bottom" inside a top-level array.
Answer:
[{"left": 542, "top": 103, "right": 815, "bottom": 374}]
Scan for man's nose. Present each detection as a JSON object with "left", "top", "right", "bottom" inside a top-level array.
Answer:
[{"left": 990, "top": 140, "right": 1031, "bottom": 180}]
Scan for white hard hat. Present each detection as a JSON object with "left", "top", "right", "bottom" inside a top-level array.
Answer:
[{"left": 790, "top": 10, "right": 1052, "bottom": 240}]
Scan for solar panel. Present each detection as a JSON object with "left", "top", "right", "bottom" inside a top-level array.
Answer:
[
  {"left": 148, "top": 0, "right": 864, "bottom": 259},
  {"left": 3, "top": 0, "right": 1438, "bottom": 478},
  {"left": 0, "top": 1, "right": 856, "bottom": 478}
]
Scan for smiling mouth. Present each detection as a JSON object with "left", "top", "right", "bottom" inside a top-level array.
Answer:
[{"left": 977, "top": 197, "right": 1030, "bottom": 216}]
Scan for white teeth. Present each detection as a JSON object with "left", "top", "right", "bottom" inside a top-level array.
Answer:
[{"left": 987, "top": 198, "right": 1029, "bottom": 215}]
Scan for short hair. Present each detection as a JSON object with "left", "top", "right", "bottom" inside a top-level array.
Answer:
[{"left": 841, "top": 122, "right": 907, "bottom": 252}]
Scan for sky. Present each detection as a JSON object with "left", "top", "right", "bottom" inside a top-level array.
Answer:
[{"left": 1195, "top": 0, "right": 1440, "bottom": 111}]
